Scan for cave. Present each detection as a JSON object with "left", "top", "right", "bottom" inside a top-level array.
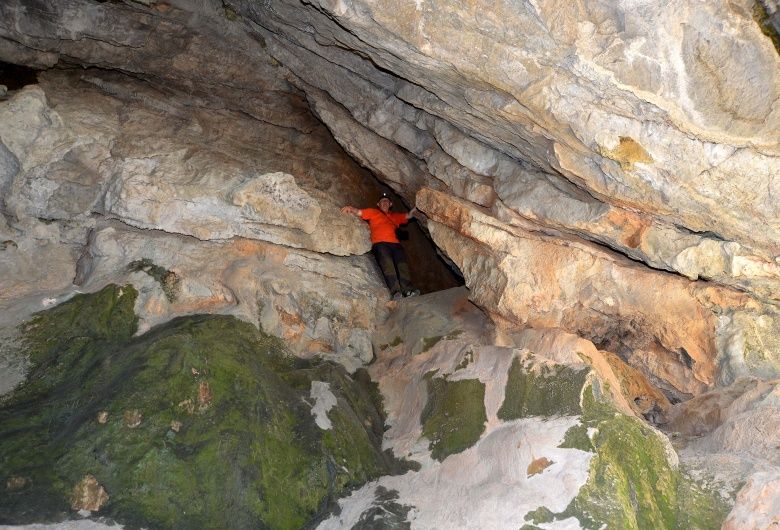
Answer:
[{"left": 1, "top": 1, "right": 779, "bottom": 529}]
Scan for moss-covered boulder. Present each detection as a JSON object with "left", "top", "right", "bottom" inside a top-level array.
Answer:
[
  {"left": 0, "top": 285, "right": 400, "bottom": 529},
  {"left": 498, "top": 355, "right": 590, "bottom": 420},
  {"left": 524, "top": 383, "right": 730, "bottom": 529}
]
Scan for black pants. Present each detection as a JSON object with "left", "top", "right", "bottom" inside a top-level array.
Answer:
[{"left": 372, "top": 242, "right": 413, "bottom": 295}]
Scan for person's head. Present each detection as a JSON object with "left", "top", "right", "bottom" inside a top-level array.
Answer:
[{"left": 377, "top": 194, "right": 392, "bottom": 212}]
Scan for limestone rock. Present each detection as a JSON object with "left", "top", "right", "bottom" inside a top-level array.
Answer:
[
  {"left": 724, "top": 470, "right": 780, "bottom": 530},
  {"left": 8, "top": 0, "right": 780, "bottom": 301},
  {"left": 0, "top": 70, "right": 374, "bottom": 256},
  {"left": 322, "top": 286, "right": 726, "bottom": 529},
  {"left": 669, "top": 378, "right": 780, "bottom": 466},
  {"left": 70, "top": 475, "right": 109, "bottom": 512},
  {"left": 73, "top": 220, "right": 387, "bottom": 369},
  {"left": 230, "top": 172, "right": 321, "bottom": 234},
  {"left": 0, "top": 0, "right": 779, "bottom": 526},
  {"left": 420, "top": 187, "right": 748, "bottom": 399}
]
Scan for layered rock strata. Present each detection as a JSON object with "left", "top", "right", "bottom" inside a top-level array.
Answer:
[{"left": 0, "top": 69, "right": 402, "bottom": 373}]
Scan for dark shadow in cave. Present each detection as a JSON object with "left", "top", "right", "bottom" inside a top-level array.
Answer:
[{"left": 0, "top": 61, "right": 40, "bottom": 90}]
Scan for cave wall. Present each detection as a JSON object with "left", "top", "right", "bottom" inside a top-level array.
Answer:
[
  {"left": 1, "top": 0, "right": 779, "bottom": 406},
  {"left": 1, "top": 0, "right": 780, "bottom": 527}
]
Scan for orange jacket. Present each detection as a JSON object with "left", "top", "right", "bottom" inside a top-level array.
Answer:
[{"left": 360, "top": 208, "right": 409, "bottom": 244}]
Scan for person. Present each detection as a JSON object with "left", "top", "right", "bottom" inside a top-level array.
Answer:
[{"left": 341, "top": 194, "right": 421, "bottom": 300}]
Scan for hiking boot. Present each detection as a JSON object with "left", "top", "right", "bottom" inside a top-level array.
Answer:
[
  {"left": 392, "top": 292, "right": 403, "bottom": 301},
  {"left": 404, "top": 289, "right": 420, "bottom": 298}
]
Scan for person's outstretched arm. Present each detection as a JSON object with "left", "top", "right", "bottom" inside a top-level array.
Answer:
[{"left": 341, "top": 205, "right": 362, "bottom": 217}]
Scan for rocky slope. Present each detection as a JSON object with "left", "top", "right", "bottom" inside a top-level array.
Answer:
[
  {"left": 1, "top": 284, "right": 407, "bottom": 528},
  {"left": 1, "top": 0, "right": 780, "bottom": 528}
]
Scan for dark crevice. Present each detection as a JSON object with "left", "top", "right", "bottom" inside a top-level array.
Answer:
[
  {"left": 353, "top": 176, "right": 464, "bottom": 295},
  {"left": 0, "top": 61, "right": 40, "bottom": 90},
  {"left": 673, "top": 223, "right": 726, "bottom": 241}
]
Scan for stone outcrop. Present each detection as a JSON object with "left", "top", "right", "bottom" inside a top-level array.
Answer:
[
  {"left": 0, "top": 285, "right": 405, "bottom": 528},
  {"left": 323, "top": 288, "right": 729, "bottom": 529},
  {"left": 0, "top": 68, "right": 393, "bottom": 371},
  {"left": 3, "top": 0, "right": 780, "bottom": 298},
  {"left": 0, "top": 71, "right": 373, "bottom": 255}
]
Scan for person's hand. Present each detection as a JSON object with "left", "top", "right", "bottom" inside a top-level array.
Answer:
[
  {"left": 341, "top": 205, "right": 359, "bottom": 216},
  {"left": 407, "top": 207, "right": 418, "bottom": 219}
]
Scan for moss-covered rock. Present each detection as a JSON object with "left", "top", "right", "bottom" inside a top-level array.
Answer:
[
  {"left": 420, "top": 373, "right": 486, "bottom": 461},
  {"left": 498, "top": 355, "right": 589, "bottom": 420},
  {"left": 0, "top": 285, "right": 400, "bottom": 529},
  {"left": 528, "top": 383, "right": 730, "bottom": 529}
]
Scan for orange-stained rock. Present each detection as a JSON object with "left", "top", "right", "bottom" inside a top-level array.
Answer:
[
  {"left": 198, "top": 381, "right": 213, "bottom": 410},
  {"left": 419, "top": 188, "right": 778, "bottom": 398},
  {"left": 527, "top": 457, "right": 554, "bottom": 477},
  {"left": 123, "top": 409, "right": 142, "bottom": 428}
]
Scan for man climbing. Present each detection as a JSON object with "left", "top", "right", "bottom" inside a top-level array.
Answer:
[{"left": 341, "top": 193, "right": 421, "bottom": 300}]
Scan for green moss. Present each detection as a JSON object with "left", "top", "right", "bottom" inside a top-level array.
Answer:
[
  {"left": 675, "top": 466, "right": 732, "bottom": 530},
  {"left": 558, "top": 423, "right": 593, "bottom": 452},
  {"left": 420, "top": 373, "right": 486, "bottom": 461},
  {"left": 524, "top": 506, "right": 555, "bottom": 524},
  {"left": 497, "top": 356, "right": 589, "bottom": 420},
  {"left": 0, "top": 285, "right": 400, "bottom": 529},
  {"left": 421, "top": 335, "right": 443, "bottom": 353},
  {"left": 543, "top": 384, "right": 730, "bottom": 529}
]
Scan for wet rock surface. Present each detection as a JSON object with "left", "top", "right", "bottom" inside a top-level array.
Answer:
[{"left": 0, "top": 285, "right": 405, "bottom": 528}]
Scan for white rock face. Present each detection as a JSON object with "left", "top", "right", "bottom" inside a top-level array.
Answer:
[
  {"left": 230, "top": 172, "right": 321, "bottom": 234},
  {"left": 310, "top": 381, "right": 338, "bottom": 430},
  {"left": 724, "top": 470, "right": 780, "bottom": 530},
  {"left": 320, "top": 417, "right": 590, "bottom": 530},
  {"left": 238, "top": 0, "right": 780, "bottom": 301},
  {"left": 0, "top": 69, "right": 374, "bottom": 253}
]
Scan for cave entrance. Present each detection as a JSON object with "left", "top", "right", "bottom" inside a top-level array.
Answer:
[
  {"left": 0, "top": 61, "right": 40, "bottom": 90},
  {"left": 371, "top": 185, "right": 464, "bottom": 295}
]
